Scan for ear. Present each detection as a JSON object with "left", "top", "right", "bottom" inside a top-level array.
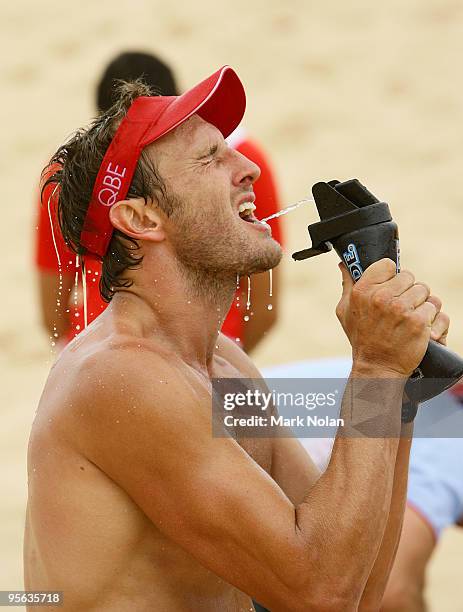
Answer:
[{"left": 109, "top": 197, "right": 166, "bottom": 243}]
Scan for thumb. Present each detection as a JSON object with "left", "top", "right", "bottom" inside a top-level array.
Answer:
[{"left": 339, "top": 262, "right": 354, "bottom": 299}]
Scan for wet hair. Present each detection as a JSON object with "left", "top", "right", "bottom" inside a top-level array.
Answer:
[
  {"left": 42, "top": 80, "right": 171, "bottom": 302},
  {"left": 96, "top": 51, "right": 179, "bottom": 112}
]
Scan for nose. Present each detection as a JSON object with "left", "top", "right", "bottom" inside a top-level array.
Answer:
[{"left": 232, "top": 150, "right": 261, "bottom": 187}]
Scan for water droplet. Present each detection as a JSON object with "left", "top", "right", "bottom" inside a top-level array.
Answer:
[
  {"left": 244, "top": 315, "right": 250, "bottom": 322},
  {"left": 235, "top": 337, "right": 241, "bottom": 343},
  {"left": 76, "top": 325, "right": 81, "bottom": 331},
  {"left": 74, "top": 313, "right": 80, "bottom": 318},
  {"left": 246, "top": 276, "right": 251, "bottom": 311},
  {"left": 267, "top": 304, "right": 273, "bottom": 310}
]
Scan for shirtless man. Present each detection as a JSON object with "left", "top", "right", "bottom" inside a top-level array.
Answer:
[{"left": 25, "top": 66, "right": 450, "bottom": 611}]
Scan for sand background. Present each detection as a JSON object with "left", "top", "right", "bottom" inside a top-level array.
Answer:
[{"left": 1, "top": 0, "right": 463, "bottom": 608}]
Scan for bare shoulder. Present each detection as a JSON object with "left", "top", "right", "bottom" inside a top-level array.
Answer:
[
  {"left": 72, "top": 338, "right": 194, "bottom": 416},
  {"left": 215, "top": 332, "right": 262, "bottom": 378},
  {"left": 39, "top": 335, "right": 200, "bottom": 450}
]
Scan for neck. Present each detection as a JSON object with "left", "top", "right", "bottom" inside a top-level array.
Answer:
[{"left": 109, "top": 247, "right": 237, "bottom": 371}]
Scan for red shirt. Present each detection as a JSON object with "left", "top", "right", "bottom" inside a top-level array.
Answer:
[
  {"left": 35, "top": 128, "right": 282, "bottom": 342},
  {"left": 35, "top": 168, "right": 106, "bottom": 340}
]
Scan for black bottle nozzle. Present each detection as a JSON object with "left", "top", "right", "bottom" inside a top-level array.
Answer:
[
  {"left": 293, "top": 180, "right": 393, "bottom": 263},
  {"left": 293, "top": 179, "right": 463, "bottom": 421}
]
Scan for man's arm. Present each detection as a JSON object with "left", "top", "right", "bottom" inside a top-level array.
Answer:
[
  {"left": 359, "top": 295, "right": 449, "bottom": 609},
  {"left": 270, "top": 264, "right": 449, "bottom": 609},
  {"left": 359, "top": 429, "right": 412, "bottom": 611}
]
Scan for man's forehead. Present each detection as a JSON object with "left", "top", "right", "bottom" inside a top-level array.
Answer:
[{"left": 153, "top": 114, "right": 222, "bottom": 152}]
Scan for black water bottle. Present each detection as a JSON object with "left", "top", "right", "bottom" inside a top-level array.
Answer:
[{"left": 293, "top": 179, "right": 463, "bottom": 422}]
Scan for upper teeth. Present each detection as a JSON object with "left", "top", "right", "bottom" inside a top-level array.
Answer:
[{"left": 238, "top": 202, "right": 256, "bottom": 215}]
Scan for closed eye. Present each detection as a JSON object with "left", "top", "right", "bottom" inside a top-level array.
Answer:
[{"left": 197, "top": 144, "right": 218, "bottom": 161}]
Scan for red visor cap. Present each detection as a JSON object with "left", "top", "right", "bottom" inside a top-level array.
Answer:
[{"left": 81, "top": 66, "right": 246, "bottom": 257}]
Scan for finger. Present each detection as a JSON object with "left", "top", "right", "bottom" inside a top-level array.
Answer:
[
  {"left": 430, "top": 311, "right": 450, "bottom": 344},
  {"left": 395, "top": 282, "right": 431, "bottom": 310},
  {"left": 339, "top": 262, "right": 354, "bottom": 300},
  {"left": 380, "top": 269, "right": 416, "bottom": 297},
  {"left": 426, "top": 294, "right": 442, "bottom": 314},
  {"left": 414, "top": 300, "right": 438, "bottom": 327},
  {"left": 356, "top": 258, "right": 397, "bottom": 288}
]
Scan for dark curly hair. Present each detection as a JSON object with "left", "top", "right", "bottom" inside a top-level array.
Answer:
[{"left": 42, "top": 80, "right": 172, "bottom": 302}]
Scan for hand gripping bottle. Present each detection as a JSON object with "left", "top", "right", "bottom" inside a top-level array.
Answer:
[{"left": 293, "top": 179, "right": 463, "bottom": 422}]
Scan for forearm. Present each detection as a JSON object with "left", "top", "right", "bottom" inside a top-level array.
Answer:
[
  {"left": 294, "top": 365, "right": 405, "bottom": 606},
  {"left": 359, "top": 424, "right": 413, "bottom": 610}
]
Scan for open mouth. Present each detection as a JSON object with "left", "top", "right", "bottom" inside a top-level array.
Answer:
[{"left": 238, "top": 202, "right": 257, "bottom": 223}]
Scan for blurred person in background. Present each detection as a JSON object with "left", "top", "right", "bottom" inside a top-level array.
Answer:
[{"left": 35, "top": 51, "right": 282, "bottom": 354}]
